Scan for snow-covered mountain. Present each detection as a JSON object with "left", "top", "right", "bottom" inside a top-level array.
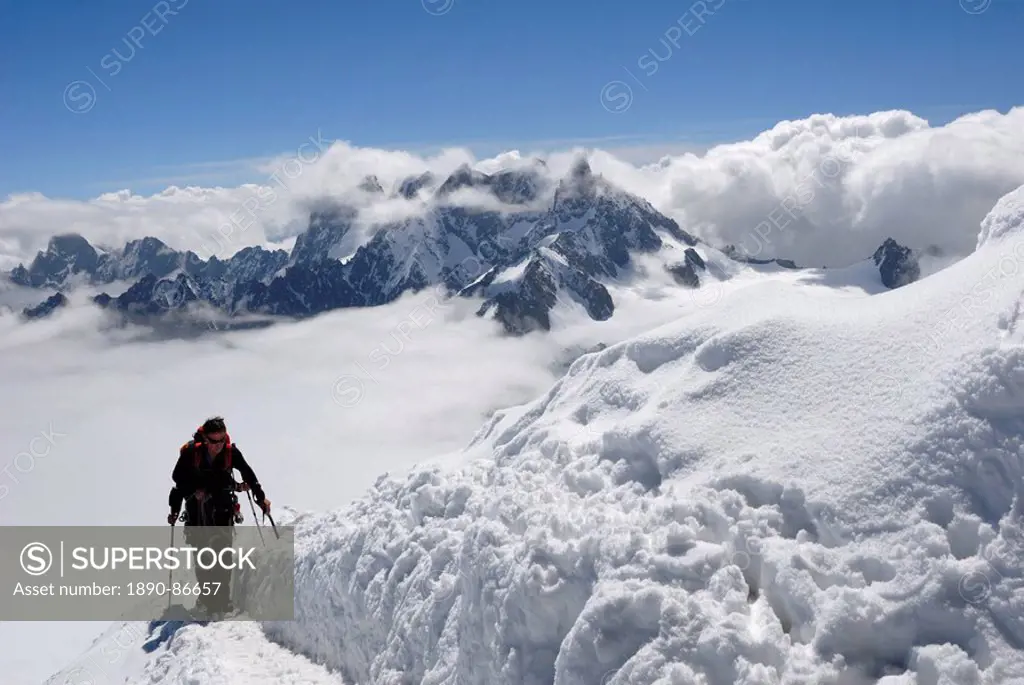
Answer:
[
  {"left": 6, "top": 158, "right": 698, "bottom": 332},
  {"left": 4, "top": 156, "right": 922, "bottom": 335},
  {"left": 41, "top": 183, "right": 1024, "bottom": 685},
  {"left": 462, "top": 245, "right": 617, "bottom": 334}
]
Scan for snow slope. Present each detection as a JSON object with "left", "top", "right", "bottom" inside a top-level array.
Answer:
[
  {"left": 265, "top": 186, "right": 1024, "bottom": 684},
  {"left": 44, "top": 618, "right": 347, "bottom": 685},
  {"left": 46, "top": 186, "right": 1024, "bottom": 684}
]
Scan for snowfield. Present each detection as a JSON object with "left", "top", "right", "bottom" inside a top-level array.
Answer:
[
  {"left": 47, "top": 186, "right": 1024, "bottom": 684},
  {"left": 268, "top": 185, "right": 1024, "bottom": 685},
  {"left": 45, "top": 613, "right": 347, "bottom": 685}
]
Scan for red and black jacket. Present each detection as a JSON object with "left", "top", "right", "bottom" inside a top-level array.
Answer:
[{"left": 168, "top": 428, "right": 265, "bottom": 516}]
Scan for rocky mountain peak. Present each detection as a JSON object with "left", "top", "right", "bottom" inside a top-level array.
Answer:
[
  {"left": 396, "top": 172, "right": 436, "bottom": 199},
  {"left": 358, "top": 175, "right": 384, "bottom": 194},
  {"left": 872, "top": 237, "right": 920, "bottom": 289}
]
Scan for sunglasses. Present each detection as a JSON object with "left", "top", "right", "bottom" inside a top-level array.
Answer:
[{"left": 205, "top": 435, "right": 227, "bottom": 445}]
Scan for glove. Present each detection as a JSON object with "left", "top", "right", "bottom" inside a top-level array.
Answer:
[
  {"left": 168, "top": 511, "right": 179, "bottom": 525},
  {"left": 235, "top": 482, "right": 249, "bottom": 492}
]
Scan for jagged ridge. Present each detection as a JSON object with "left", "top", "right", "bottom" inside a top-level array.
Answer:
[{"left": 6, "top": 158, "right": 919, "bottom": 334}]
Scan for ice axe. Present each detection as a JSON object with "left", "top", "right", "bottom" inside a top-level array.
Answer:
[
  {"left": 245, "top": 489, "right": 279, "bottom": 542},
  {"left": 265, "top": 510, "right": 279, "bottom": 539},
  {"left": 167, "top": 522, "right": 175, "bottom": 611}
]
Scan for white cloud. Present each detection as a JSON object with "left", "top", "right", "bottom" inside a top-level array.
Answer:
[
  {"left": 0, "top": 274, "right": 688, "bottom": 529},
  {"left": 33, "top": 182, "right": 1024, "bottom": 685},
  {"left": 4, "top": 107, "right": 1024, "bottom": 273},
  {"left": 7, "top": 108, "right": 1024, "bottom": 682},
  {"left": 584, "top": 107, "right": 1024, "bottom": 266}
]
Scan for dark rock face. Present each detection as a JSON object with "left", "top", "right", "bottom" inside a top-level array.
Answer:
[
  {"left": 468, "top": 262, "right": 557, "bottom": 332},
  {"left": 220, "top": 246, "right": 289, "bottom": 284},
  {"left": 11, "top": 234, "right": 286, "bottom": 289},
  {"left": 433, "top": 163, "right": 550, "bottom": 206},
  {"left": 872, "top": 238, "right": 920, "bottom": 289},
  {"left": 720, "top": 238, "right": 919, "bottom": 290},
  {"left": 473, "top": 259, "right": 560, "bottom": 334},
  {"left": 683, "top": 248, "right": 706, "bottom": 271},
  {"left": 11, "top": 234, "right": 99, "bottom": 287},
  {"left": 8, "top": 156, "right": 717, "bottom": 333},
  {"left": 103, "top": 237, "right": 182, "bottom": 282},
  {"left": 359, "top": 175, "right": 384, "bottom": 194},
  {"left": 437, "top": 165, "right": 492, "bottom": 198},
  {"left": 290, "top": 207, "right": 355, "bottom": 267},
  {"left": 468, "top": 250, "right": 614, "bottom": 336},
  {"left": 489, "top": 168, "right": 546, "bottom": 204},
  {"left": 721, "top": 244, "right": 801, "bottom": 269},
  {"left": 99, "top": 272, "right": 205, "bottom": 317},
  {"left": 666, "top": 248, "right": 708, "bottom": 288},
  {"left": 457, "top": 160, "right": 695, "bottom": 334},
  {"left": 232, "top": 260, "right": 360, "bottom": 316},
  {"left": 396, "top": 172, "right": 435, "bottom": 199},
  {"left": 22, "top": 292, "right": 68, "bottom": 319}
]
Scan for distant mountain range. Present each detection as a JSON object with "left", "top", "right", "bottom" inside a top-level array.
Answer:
[{"left": 5, "top": 157, "right": 922, "bottom": 334}]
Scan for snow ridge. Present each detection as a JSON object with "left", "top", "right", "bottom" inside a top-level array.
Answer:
[
  {"left": 256, "top": 189, "right": 1024, "bottom": 685},
  {"left": 42, "top": 185, "right": 1024, "bottom": 685}
]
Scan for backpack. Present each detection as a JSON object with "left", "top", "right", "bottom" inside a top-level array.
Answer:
[
  {"left": 178, "top": 431, "right": 243, "bottom": 523},
  {"left": 181, "top": 426, "right": 233, "bottom": 471}
]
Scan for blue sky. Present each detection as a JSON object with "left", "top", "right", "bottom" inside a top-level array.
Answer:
[{"left": 1, "top": 0, "right": 1022, "bottom": 199}]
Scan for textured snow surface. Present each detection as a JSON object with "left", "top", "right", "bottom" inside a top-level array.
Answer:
[
  {"left": 264, "top": 187, "right": 1024, "bottom": 685},
  {"left": 48, "top": 186, "right": 1024, "bottom": 684},
  {"left": 44, "top": 619, "right": 347, "bottom": 685},
  {"left": 978, "top": 186, "right": 1024, "bottom": 248}
]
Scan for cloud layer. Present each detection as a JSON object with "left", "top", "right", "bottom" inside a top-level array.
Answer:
[{"left": 4, "top": 106, "right": 1024, "bottom": 272}]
